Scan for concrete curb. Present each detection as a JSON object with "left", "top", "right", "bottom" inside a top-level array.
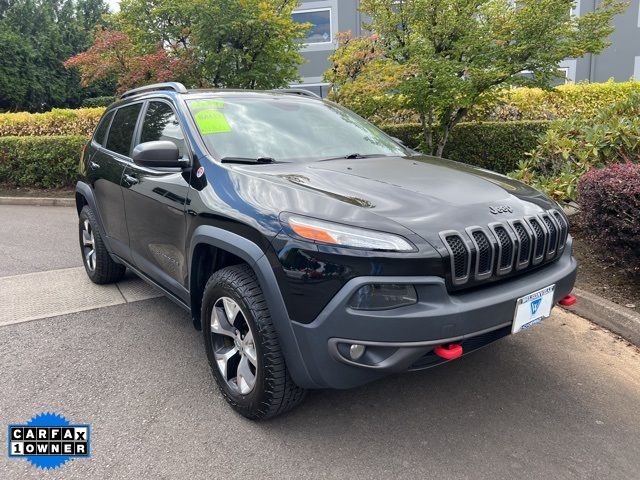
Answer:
[
  {"left": 0, "top": 196, "right": 74, "bottom": 207},
  {"left": 564, "top": 287, "right": 640, "bottom": 346}
]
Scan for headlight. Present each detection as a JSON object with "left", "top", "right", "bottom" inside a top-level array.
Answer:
[
  {"left": 348, "top": 284, "right": 418, "bottom": 310},
  {"left": 286, "top": 215, "right": 415, "bottom": 252}
]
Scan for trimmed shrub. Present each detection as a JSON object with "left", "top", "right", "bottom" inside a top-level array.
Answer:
[
  {"left": 337, "top": 80, "right": 640, "bottom": 125},
  {"left": 382, "top": 120, "right": 550, "bottom": 174},
  {"left": 578, "top": 163, "right": 640, "bottom": 272},
  {"left": 469, "top": 80, "right": 640, "bottom": 121},
  {"left": 0, "top": 135, "right": 86, "bottom": 188},
  {"left": 0, "top": 108, "right": 104, "bottom": 137},
  {"left": 510, "top": 92, "right": 640, "bottom": 201},
  {"left": 81, "top": 96, "right": 115, "bottom": 108},
  {"left": 380, "top": 123, "right": 423, "bottom": 149},
  {"left": 444, "top": 121, "right": 550, "bottom": 174}
]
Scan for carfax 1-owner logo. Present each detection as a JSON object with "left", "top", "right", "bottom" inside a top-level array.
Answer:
[{"left": 7, "top": 412, "right": 91, "bottom": 470}]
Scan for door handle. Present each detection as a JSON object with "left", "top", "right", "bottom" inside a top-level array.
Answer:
[
  {"left": 123, "top": 173, "right": 139, "bottom": 186},
  {"left": 89, "top": 161, "right": 100, "bottom": 170}
]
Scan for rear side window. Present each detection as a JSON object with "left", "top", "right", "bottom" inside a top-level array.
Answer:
[
  {"left": 139, "top": 101, "right": 186, "bottom": 157},
  {"left": 93, "top": 110, "right": 114, "bottom": 146},
  {"left": 105, "top": 103, "right": 142, "bottom": 156}
]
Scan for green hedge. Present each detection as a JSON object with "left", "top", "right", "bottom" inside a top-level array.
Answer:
[
  {"left": 469, "top": 80, "right": 640, "bottom": 121},
  {"left": 0, "top": 135, "right": 86, "bottom": 188},
  {"left": 0, "top": 122, "right": 548, "bottom": 188},
  {"left": 382, "top": 120, "right": 551, "bottom": 174},
  {"left": 0, "top": 108, "right": 104, "bottom": 137},
  {"left": 0, "top": 120, "right": 549, "bottom": 188}
]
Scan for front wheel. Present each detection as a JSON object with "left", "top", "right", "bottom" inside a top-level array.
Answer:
[{"left": 202, "top": 264, "right": 306, "bottom": 419}]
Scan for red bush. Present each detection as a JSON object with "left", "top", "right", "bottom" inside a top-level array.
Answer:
[{"left": 577, "top": 163, "right": 640, "bottom": 271}]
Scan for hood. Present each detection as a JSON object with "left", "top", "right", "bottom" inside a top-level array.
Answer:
[{"left": 232, "top": 155, "right": 557, "bottom": 246}]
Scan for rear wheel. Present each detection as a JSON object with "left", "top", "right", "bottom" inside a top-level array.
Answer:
[
  {"left": 202, "top": 264, "right": 306, "bottom": 419},
  {"left": 78, "top": 206, "right": 126, "bottom": 284}
]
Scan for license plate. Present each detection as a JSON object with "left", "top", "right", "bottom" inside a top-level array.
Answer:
[{"left": 512, "top": 285, "right": 555, "bottom": 334}]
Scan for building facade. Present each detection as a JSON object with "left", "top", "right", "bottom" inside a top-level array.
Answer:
[
  {"left": 291, "top": 0, "right": 640, "bottom": 96},
  {"left": 291, "top": 0, "right": 362, "bottom": 96}
]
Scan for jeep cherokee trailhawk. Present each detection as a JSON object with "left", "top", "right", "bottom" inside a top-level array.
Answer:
[{"left": 76, "top": 82, "right": 577, "bottom": 419}]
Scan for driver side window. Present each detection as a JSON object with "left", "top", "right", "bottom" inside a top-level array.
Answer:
[{"left": 139, "top": 101, "right": 186, "bottom": 157}]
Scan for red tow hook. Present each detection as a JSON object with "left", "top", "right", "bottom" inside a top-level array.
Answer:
[
  {"left": 559, "top": 294, "right": 577, "bottom": 307},
  {"left": 434, "top": 343, "right": 463, "bottom": 360}
]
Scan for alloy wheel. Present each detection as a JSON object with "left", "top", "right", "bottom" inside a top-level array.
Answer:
[
  {"left": 81, "top": 219, "right": 96, "bottom": 271},
  {"left": 210, "top": 297, "right": 258, "bottom": 394}
]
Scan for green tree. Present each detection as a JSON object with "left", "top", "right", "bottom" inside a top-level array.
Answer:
[
  {"left": 328, "top": 0, "right": 626, "bottom": 156},
  {"left": 192, "top": 0, "right": 307, "bottom": 89},
  {"left": 0, "top": 0, "right": 109, "bottom": 111},
  {"left": 68, "top": 0, "right": 308, "bottom": 91},
  {"left": 0, "top": 28, "right": 34, "bottom": 110}
]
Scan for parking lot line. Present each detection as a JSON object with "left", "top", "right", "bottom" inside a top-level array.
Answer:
[{"left": 0, "top": 267, "right": 161, "bottom": 327}]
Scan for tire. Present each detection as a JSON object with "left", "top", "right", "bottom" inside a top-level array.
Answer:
[
  {"left": 78, "top": 206, "right": 126, "bottom": 284},
  {"left": 202, "top": 264, "right": 306, "bottom": 420}
]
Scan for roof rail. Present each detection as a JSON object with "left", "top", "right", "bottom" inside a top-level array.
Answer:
[
  {"left": 120, "top": 82, "right": 188, "bottom": 99},
  {"left": 271, "top": 88, "right": 321, "bottom": 99}
]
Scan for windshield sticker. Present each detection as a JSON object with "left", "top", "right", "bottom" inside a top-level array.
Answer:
[
  {"left": 191, "top": 99, "right": 225, "bottom": 110},
  {"left": 195, "top": 110, "right": 231, "bottom": 134}
]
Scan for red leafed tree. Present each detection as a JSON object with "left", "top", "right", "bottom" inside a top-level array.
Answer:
[{"left": 64, "top": 29, "right": 191, "bottom": 93}]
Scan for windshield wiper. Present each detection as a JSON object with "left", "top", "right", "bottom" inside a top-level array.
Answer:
[
  {"left": 220, "top": 156, "right": 276, "bottom": 164},
  {"left": 318, "top": 153, "right": 390, "bottom": 161}
]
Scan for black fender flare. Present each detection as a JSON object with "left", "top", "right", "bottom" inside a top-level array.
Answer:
[
  {"left": 75, "top": 181, "right": 114, "bottom": 254},
  {"left": 189, "top": 225, "right": 317, "bottom": 388}
]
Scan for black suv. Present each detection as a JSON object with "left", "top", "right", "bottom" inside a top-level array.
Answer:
[{"left": 76, "top": 82, "right": 577, "bottom": 419}]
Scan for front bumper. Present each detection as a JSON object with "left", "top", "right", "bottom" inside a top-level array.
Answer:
[{"left": 290, "top": 244, "right": 577, "bottom": 389}]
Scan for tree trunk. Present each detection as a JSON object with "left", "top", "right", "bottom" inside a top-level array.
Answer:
[
  {"left": 436, "top": 126, "right": 450, "bottom": 157},
  {"left": 434, "top": 107, "right": 468, "bottom": 158},
  {"left": 420, "top": 110, "right": 435, "bottom": 155}
]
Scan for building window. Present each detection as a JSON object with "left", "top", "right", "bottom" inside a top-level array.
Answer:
[
  {"left": 634, "top": 56, "right": 640, "bottom": 80},
  {"left": 293, "top": 8, "right": 332, "bottom": 44},
  {"left": 557, "top": 67, "right": 570, "bottom": 85}
]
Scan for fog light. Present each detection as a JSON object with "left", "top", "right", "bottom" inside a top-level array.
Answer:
[
  {"left": 347, "top": 284, "right": 417, "bottom": 310},
  {"left": 349, "top": 344, "right": 366, "bottom": 360}
]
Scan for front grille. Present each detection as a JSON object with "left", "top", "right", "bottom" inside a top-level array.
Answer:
[
  {"left": 493, "top": 225, "right": 514, "bottom": 271},
  {"left": 440, "top": 209, "right": 568, "bottom": 288},
  {"left": 472, "top": 231, "right": 492, "bottom": 275},
  {"left": 528, "top": 217, "right": 546, "bottom": 261},
  {"left": 444, "top": 234, "right": 470, "bottom": 283},
  {"left": 541, "top": 214, "right": 558, "bottom": 257},
  {"left": 552, "top": 210, "right": 568, "bottom": 255},
  {"left": 512, "top": 221, "right": 531, "bottom": 266}
]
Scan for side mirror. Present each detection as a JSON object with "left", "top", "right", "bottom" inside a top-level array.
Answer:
[{"left": 132, "top": 141, "right": 183, "bottom": 168}]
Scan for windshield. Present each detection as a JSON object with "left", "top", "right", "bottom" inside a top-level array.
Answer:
[{"left": 187, "top": 96, "right": 408, "bottom": 162}]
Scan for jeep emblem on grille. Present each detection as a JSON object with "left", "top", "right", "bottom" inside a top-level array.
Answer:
[{"left": 489, "top": 205, "right": 513, "bottom": 214}]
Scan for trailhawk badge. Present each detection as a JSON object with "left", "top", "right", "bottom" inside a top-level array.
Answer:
[{"left": 8, "top": 412, "right": 91, "bottom": 470}]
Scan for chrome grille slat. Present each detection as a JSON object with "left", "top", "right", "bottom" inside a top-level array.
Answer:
[{"left": 440, "top": 209, "right": 568, "bottom": 287}]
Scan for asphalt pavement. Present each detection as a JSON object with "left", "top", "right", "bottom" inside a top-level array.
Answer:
[
  {"left": 1, "top": 205, "right": 639, "bottom": 479},
  {"left": 0, "top": 205, "right": 80, "bottom": 276}
]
